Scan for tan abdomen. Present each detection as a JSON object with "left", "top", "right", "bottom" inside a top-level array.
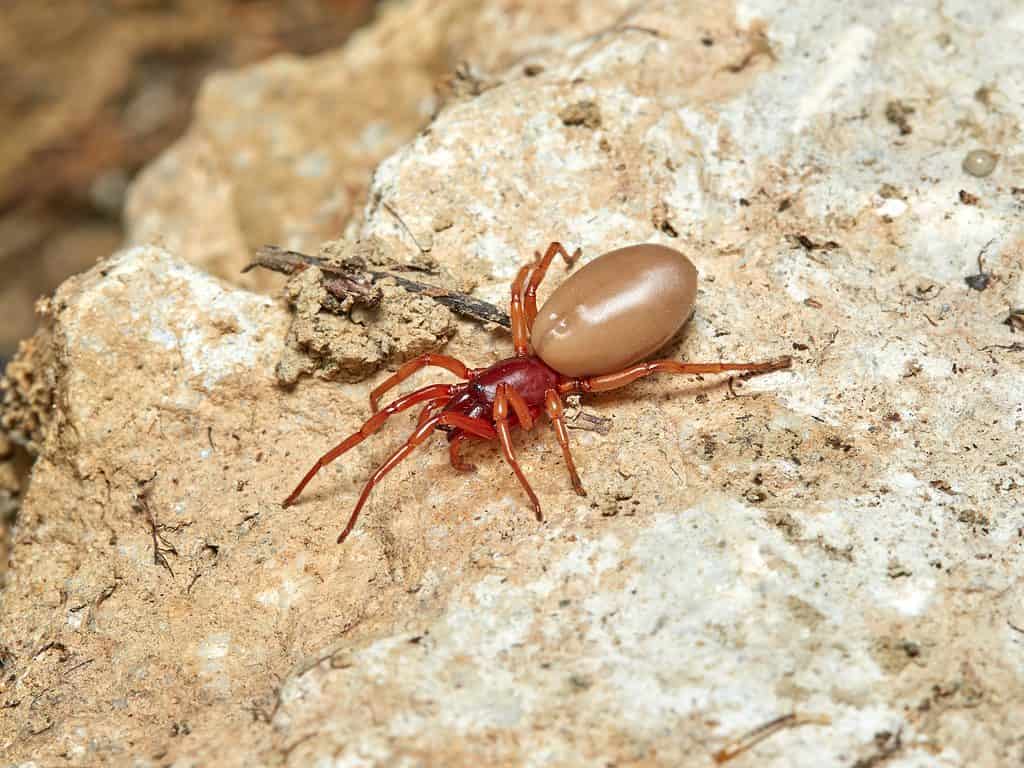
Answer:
[{"left": 531, "top": 244, "right": 698, "bottom": 377}]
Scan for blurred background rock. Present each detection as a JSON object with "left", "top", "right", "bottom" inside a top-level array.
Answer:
[{"left": 0, "top": 0, "right": 378, "bottom": 369}]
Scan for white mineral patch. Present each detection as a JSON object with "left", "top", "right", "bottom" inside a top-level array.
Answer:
[{"left": 197, "top": 633, "right": 231, "bottom": 675}]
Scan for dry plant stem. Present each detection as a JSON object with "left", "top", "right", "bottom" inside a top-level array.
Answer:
[
  {"left": 247, "top": 246, "right": 512, "bottom": 327},
  {"left": 713, "top": 713, "right": 832, "bottom": 763},
  {"left": 567, "top": 411, "right": 613, "bottom": 434}
]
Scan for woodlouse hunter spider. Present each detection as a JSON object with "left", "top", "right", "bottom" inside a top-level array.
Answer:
[{"left": 283, "top": 242, "right": 792, "bottom": 543}]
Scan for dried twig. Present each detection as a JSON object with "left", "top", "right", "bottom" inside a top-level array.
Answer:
[
  {"left": 562, "top": 395, "right": 614, "bottom": 434},
  {"left": 713, "top": 712, "right": 832, "bottom": 763},
  {"left": 246, "top": 246, "right": 511, "bottom": 328},
  {"left": 382, "top": 201, "right": 429, "bottom": 254},
  {"left": 246, "top": 246, "right": 382, "bottom": 309},
  {"left": 567, "top": 411, "right": 613, "bottom": 434},
  {"left": 982, "top": 343, "right": 1024, "bottom": 353},
  {"left": 133, "top": 474, "right": 177, "bottom": 577}
]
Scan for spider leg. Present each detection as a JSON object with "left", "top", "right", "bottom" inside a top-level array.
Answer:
[
  {"left": 417, "top": 399, "right": 445, "bottom": 428},
  {"left": 494, "top": 383, "right": 543, "bottom": 521},
  {"left": 448, "top": 432, "right": 477, "bottom": 473},
  {"left": 504, "top": 385, "right": 536, "bottom": 430},
  {"left": 439, "top": 413, "right": 498, "bottom": 440},
  {"left": 524, "top": 242, "right": 581, "bottom": 326},
  {"left": 558, "top": 356, "right": 792, "bottom": 394},
  {"left": 370, "top": 353, "right": 472, "bottom": 413},
  {"left": 544, "top": 389, "right": 586, "bottom": 496},
  {"left": 510, "top": 263, "right": 533, "bottom": 356},
  {"left": 282, "top": 383, "right": 458, "bottom": 508},
  {"left": 337, "top": 412, "right": 496, "bottom": 543}
]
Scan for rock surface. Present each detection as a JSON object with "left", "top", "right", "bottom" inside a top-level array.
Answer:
[
  {"left": 3, "top": 1, "right": 1024, "bottom": 766},
  {"left": 0, "top": 0, "right": 377, "bottom": 357},
  {"left": 124, "top": 0, "right": 639, "bottom": 289}
]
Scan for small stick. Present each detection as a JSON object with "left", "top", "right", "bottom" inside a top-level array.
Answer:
[
  {"left": 246, "top": 245, "right": 512, "bottom": 328},
  {"left": 133, "top": 474, "right": 177, "bottom": 578},
  {"left": 567, "top": 411, "right": 613, "bottom": 435},
  {"left": 382, "top": 201, "right": 430, "bottom": 254},
  {"left": 982, "top": 343, "right": 1024, "bottom": 353},
  {"left": 713, "top": 712, "right": 832, "bottom": 763}
]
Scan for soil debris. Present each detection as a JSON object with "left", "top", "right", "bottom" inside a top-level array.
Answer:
[
  {"left": 248, "top": 239, "right": 514, "bottom": 386},
  {"left": 884, "top": 99, "right": 915, "bottom": 135},
  {"left": 559, "top": 100, "right": 602, "bottom": 129}
]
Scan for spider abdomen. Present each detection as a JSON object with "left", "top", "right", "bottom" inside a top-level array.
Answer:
[{"left": 531, "top": 244, "right": 698, "bottom": 377}]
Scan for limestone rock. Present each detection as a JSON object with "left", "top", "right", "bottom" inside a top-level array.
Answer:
[
  {"left": 3, "top": 1, "right": 1024, "bottom": 766},
  {"left": 124, "top": 0, "right": 639, "bottom": 289},
  {"left": 0, "top": 1, "right": 376, "bottom": 356}
]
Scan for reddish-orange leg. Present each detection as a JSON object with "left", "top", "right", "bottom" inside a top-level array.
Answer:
[
  {"left": 558, "top": 357, "right": 792, "bottom": 394},
  {"left": 493, "top": 383, "right": 542, "bottom": 520},
  {"left": 544, "top": 389, "right": 585, "bottom": 496},
  {"left": 449, "top": 433, "right": 478, "bottom": 472},
  {"left": 524, "top": 242, "right": 581, "bottom": 325},
  {"left": 510, "top": 263, "right": 533, "bottom": 356},
  {"left": 370, "top": 353, "right": 472, "bottom": 412},
  {"left": 504, "top": 386, "right": 535, "bottom": 430},
  {"left": 283, "top": 383, "right": 457, "bottom": 508},
  {"left": 448, "top": 383, "right": 535, "bottom": 476},
  {"left": 337, "top": 412, "right": 496, "bottom": 543},
  {"left": 417, "top": 400, "right": 445, "bottom": 428}
]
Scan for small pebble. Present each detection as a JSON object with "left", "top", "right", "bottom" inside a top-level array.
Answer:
[{"left": 962, "top": 149, "right": 997, "bottom": 177}]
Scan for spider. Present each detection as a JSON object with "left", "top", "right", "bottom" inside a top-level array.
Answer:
[{"left": 283, "top": 242, "right": 791, "bottom": 542}]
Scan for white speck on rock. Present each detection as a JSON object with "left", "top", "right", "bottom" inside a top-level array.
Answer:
[
  {"left": 876, "top": 198, "right": 907, "bottom": 218},
  {"left": 197, "top": 633, "right": 231, "bottom": 675},
  {"left": 792, "top": 26, "right": 876, "bottom": 134}
]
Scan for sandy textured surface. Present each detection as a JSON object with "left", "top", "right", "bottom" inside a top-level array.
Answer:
[{"left": 2, "top": 0, "right": 1023, "bottom": 766}]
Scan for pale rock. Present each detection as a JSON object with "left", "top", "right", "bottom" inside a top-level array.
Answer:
[{"left": 2, "top": 1, "right": 1023, "bottom": 766}]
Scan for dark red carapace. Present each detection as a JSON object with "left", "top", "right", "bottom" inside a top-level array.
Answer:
[{"left": 283, "top": 242, "right": 791, "bottom": 543}]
